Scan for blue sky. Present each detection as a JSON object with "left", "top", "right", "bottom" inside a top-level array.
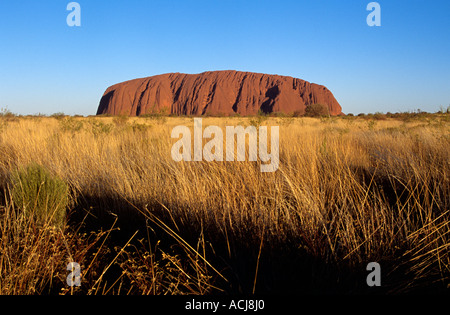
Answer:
[{"left": 0, "top": 0, "right": 449, "bottom": 115}]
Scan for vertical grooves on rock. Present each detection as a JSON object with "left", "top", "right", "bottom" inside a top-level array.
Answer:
[
  {"left": 97, "top": 71, "right": 342, "bottom": 116},
  {"left": 136, "top": 79, "right": 151, "bottom": 116},
  {"left": 202, "top": 82, "right": 217, "bottom": 115},
  {"left": 232, "top": 73, "right": 248, "bottom": 113}
]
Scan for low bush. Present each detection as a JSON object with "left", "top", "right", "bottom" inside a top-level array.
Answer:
[
  {"left": 304, "top": 103, "right": 330, "bottom": 117},
  {"left": 10, "top": 163, "right": 69, "bottom": 229}
]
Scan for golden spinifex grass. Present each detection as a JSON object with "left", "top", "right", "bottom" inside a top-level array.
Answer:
[{"left": 0, "top": 114, "right": 448, "bottom": 294}]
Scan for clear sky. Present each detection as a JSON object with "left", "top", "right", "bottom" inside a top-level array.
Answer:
[{"left": 0, "top": 0, "right": 449, "bottom": 116}]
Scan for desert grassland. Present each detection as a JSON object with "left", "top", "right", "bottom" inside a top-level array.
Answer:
[{"left": 0, "top": 114, "right": 448, "bottom": 294}]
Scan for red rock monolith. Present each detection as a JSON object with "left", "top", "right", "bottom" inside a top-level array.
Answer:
[{"left": 97, "top": 71, "right": 342, "bottom": 116}]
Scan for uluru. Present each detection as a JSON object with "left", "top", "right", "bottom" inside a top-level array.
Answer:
[{"left": 96, "top": 70, "right": 342, "bottom": 116}]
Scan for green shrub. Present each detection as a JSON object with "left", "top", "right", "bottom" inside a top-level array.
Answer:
[
  {"left": 59, "top": 117, "right": 84, "bottom": 133},
  {"left": 131, "top": 121, "right": 151, "bottom": 132},
  {"left": 51, "top": 112, "right": 66, "bottom": 120},
  {"left": 304, "top": 104, "right": 330, "bottom": 117},
  {"left": 373, "top": 112, "right": 386, "bottom": 120},
  {"left": 292, "top": 110, "right": 304, "bottom": 117},
  {"left": 89, "top": 120, "right": 114, "bottom": 136},
  {"left": 10, "top": 163, "right": 69, "bottom": 229},
  {"left": 249, "top": 109, "right": 269, "bottom": 127},
  {"left": 0, "top": 107, "right": 18, "bottom": 122}
]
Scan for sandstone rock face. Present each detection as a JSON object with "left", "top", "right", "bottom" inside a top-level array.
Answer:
[{"left": 97, "top": 71, "right": 342, "bottom": 116}]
